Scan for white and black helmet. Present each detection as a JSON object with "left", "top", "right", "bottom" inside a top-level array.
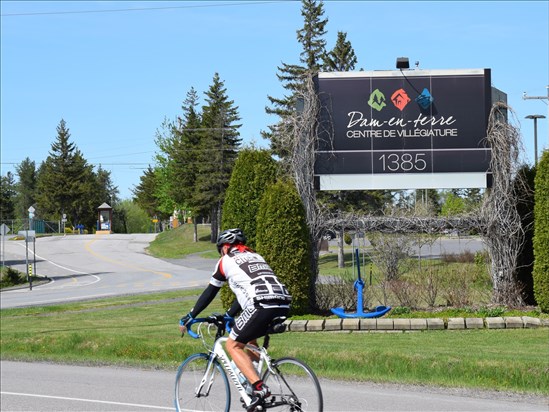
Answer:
[{"left": 216, "top": 228, "right": 247, "bottom": 253}]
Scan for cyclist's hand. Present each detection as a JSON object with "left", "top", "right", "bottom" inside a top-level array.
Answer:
[
  {"left": 207, "top": 313, "right": 225, "bottom": 326},
  {"left": 224, "top": 313, "right": 235, "bottom": 329},
  {"left": 179, "top": 313, "right": 193, "bottom": 337}
]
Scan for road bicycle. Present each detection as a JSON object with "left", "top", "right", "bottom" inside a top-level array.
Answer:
[{"left": 175, "top": 314, "right": 323, "bottom": 412}]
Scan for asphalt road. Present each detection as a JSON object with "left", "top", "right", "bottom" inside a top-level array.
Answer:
[
  {"left": 1, "top": 361, "right": 546, "bottom": 412},
  {"left": 0, "top": 233, "right": 215, "bottom": 309}
]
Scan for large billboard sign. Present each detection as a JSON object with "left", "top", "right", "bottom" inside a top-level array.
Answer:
[{"left": 314, "top": 69, "right": 497, "bottom": 190}]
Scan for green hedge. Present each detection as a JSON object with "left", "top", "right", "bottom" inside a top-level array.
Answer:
[
  {"left": 533, "top": 150, "right": 549, "bottom": 312},
  {"left": 220, "top": 149, "right": 278, "bottom": 309},
  {"left": 256, "top": 179, "right": 312, "bottom": 315},
  {"left": 221, "top": 149, "right": 277, "bottom": 249}
]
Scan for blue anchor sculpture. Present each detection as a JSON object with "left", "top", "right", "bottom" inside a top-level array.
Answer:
[{"left": 331, "top": 248, "right": 391, "bottom": 319}]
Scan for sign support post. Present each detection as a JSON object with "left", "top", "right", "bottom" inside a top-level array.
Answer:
[
  {"left": 18, "top": 230, "right": 36, "bottom": 291},
  {"left": 0, "top": 223, "right": 10, "bottom": 268}
]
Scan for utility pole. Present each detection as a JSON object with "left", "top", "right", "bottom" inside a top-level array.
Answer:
[{"left": 523, "top": 86, "right": 549, "bottom": 145}]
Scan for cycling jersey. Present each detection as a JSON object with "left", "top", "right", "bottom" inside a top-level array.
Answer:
[{"left": 209, "top": 245, "right": 292, "bottom": 310}]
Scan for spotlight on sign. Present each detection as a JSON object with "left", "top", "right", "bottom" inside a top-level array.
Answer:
[{"left": 396, "top": 57, "right": 410, "bottom": 69}]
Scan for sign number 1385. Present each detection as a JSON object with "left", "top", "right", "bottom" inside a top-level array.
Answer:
[{"left": 378, "top": 153, "right": 428, "bottom": 172}]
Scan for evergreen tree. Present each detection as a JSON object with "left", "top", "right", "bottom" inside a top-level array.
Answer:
[
  {"left": 172, "top": 88, "right": 202, "bottom": 202},
  {"left": 297, "top": 0, "right": 328, "bottom": 72},
  {"left": 14, "top": 158, "right": 37, "bottom": 220},
  {"left": 463, "top": 188, "right": 483, "bottom": 210},
  {"left": 221, "top": 148, "right": 278, "bottom": 250},
  {"left": 171, "top": 87, "right": 207, "bottom": 234},
  {"left": 195, "top": 73, "right": 241, "bottom": 242},
  {"left": 256, "top": 179, "right": 313, "bottom": 314},
  {"left": 132, "top": 165, "right": 162, "bottom": 218},
  {"left": 220, "top": 148, "right": 278, "bottom": 309},
  {"left": 323, "top": 31, "right": 357, "bottom": 71},
  {"left": 263, "top": 0, "right": 328, "bottom": 155},
  {"left": 154, "top": 118, "right": 180, "bottom": 219},
  {"left": 35, "top": 119, "right": 96, "bottom": 228},
  {"left": 94, "top": 165, "right": 119, "bottom": 207},
  {"left": 154, "top": 88, "right": 206, "bottom": 240},
  {"left": 0, "top": 172, "right": 16, "bottom": 220},
  {"left": 533, "top": 150, "right": 549, "bottom": 312}
]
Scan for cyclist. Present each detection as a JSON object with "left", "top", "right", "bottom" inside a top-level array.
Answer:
[{"left": 179, "top": 228, "right": 292, "bottom": 412}]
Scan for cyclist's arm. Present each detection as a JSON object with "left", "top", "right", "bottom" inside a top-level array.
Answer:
[
  {"left": 189, "top": 283, "right": 221, "bottom": 318},
  {"left": 226, "top": 299, "right": 241, "bottom": 317}
]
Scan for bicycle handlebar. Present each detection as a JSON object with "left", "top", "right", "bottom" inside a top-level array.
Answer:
[{"left": 179, "top": 315, "right": 233, "bottom": 339}]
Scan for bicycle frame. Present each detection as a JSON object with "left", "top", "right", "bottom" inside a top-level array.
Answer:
[
  {"left": 212, "top": 336, "right": 252, "bottom": 404},
  {"left": 190, "top": 320, "right": 274, "bottom": 408}
]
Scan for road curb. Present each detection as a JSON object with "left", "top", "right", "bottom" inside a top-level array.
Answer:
[
  {"left": 0, "top": 277, "right": 51, "bottom": 292},
  {"left": 284, "top": 316, "right": 549, "bottom": 332}
]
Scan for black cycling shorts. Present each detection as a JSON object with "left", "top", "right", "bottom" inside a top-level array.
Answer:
[{"left": 229, "top": 305, "right": 289, "bottom": 344}]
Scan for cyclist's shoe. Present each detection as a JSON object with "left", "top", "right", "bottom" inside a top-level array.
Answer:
[{"left": 246, "top": 381, "right": 271, "bottom": 412}]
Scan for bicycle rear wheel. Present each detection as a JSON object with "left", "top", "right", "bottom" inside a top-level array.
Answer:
[
  {"left": 262, "top": 357, "right": 323, "bottom": 411},
  {"left": 174, "top": 352, "right": 231, "bottom": 412}
]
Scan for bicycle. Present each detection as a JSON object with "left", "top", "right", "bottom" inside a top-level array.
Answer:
[{"left": 175, "top": 314, "right": 323, "bottom": 412}]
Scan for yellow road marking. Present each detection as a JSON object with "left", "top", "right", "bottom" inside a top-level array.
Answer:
[{"left": 84, "top": 237, "right": 172, "bottom": 279}]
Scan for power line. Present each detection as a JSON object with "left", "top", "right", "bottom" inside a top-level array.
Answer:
[{"left": 1, "top": 1, "right": 285, "bottom": 17}]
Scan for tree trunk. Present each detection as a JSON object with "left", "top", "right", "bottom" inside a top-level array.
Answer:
[{"left": 337, "top": 227, "right": 345, "bottom": 268}]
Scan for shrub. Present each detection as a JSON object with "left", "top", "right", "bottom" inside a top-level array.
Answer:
[
  {"left": 368, "top": 233, "right": 413, "bottom": 281},
  {"left": 441, "top": 250, "right": 475, "bottom": 263},
  {"left": 411, "top": 265, "right": 443, "bottom": 307},
  {"left": 476, "top": 305, "right": 506, "bottom": 318},
  {"left": 220, "top": 149, "right": 278, "bottom": 310},
  {"left": 533, "top": 150, "right": 549, "bottom": 312},
  {"left": 441, "top": 266, "right": 473, "bottom": 307},
  {"left": 221, "top": 149, "right": 278, "bottom": 250},
  {"left": 256, "top": 179, "right": 312, "bottom": 315},
  {"left": 388, "top": 279, "right": 420, "bottom": 308},
  {"left": 343, "top": 232, "right": 352, "bottom": 245},
  {"left": 315, "top": 270, "right": 373, "bottom": 314},
  {"left": 1, "top": 267, "right": 24, "bottom": 287}
]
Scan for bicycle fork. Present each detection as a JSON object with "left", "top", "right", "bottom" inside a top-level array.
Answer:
[{"left": 195, "top": 354, "right": 218, "bottom": 398}]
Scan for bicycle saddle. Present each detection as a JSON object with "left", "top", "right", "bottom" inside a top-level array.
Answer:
[{"left": 267, "top": 316, "right": 287, "bottom": 334}]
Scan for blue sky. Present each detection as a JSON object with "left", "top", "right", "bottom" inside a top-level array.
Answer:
[{"left": 1, "top": 1, "right": 548, "bottom": 200}]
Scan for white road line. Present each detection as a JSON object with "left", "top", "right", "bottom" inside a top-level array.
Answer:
[
  {"left": 1, "top": 391, "right": 173, "bottom": 410},
  {"left": 13, "top": 242, "right": 101, "bottom": 286}
]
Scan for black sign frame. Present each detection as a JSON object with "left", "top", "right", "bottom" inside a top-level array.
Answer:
[{"left": 314, "top": 69, "right": 494, "bottom": 190}]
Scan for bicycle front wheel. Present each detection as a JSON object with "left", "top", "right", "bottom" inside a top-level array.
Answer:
[
  {"left": 262, "top": 357, "right": 323, "bottom": 412},
  {"left": 174, "top": 352, "right": 231, "bottom": 412}
]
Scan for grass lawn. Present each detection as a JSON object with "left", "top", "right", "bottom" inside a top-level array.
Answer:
[
  {"left": 146, "top": 224, "right": 217, "bottom": 258},
  {"left": 1, "top": 292, "right": 548, "bottom": 395}
]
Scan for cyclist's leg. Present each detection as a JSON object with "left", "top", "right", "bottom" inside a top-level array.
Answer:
[
  {"left": 229, "top": 306, "right": 289, "bottom": 384},
  {"left": 246, "top": 339, "right": 261, "bottom": 362},
  {"left": 227, "top": 338, "right": 261, "bottom": 384}
]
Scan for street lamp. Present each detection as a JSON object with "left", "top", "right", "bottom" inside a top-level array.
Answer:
[{"left": 525, "top": 114, "right": 546, "bottom": 165}]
